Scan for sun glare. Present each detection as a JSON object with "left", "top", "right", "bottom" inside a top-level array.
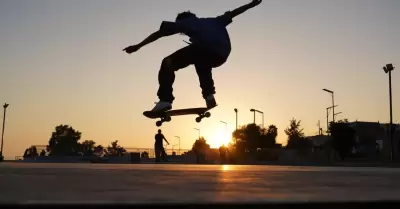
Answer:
[{"left": 208, "top": 129, "right": 231, "bottom": 148}]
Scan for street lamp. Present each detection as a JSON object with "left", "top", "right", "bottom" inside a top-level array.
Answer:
[
  {"left": 194, "top": 128, "right": 200, "bottom": 139},
  {"left": 1, "top": 103, "right": 9, "bottom": 159},
  {"left": 174, "top": 136, "right": 181, "bottom": 155},
  {"left": 323, "top": 88, "right": 335, "bottom": 123},
  {"left": 383, "top": 63, "right": 395, "bottom": 160},
  {"left": 250, "top": 109, "right": 264, "bottom": 128},
  {"left": 334, "top": 112, "right": 343, "bottom": 120},
  {"left": 326, "top": 105, "right": 338, "bottom": 134},
  {"left": 220, "top": 120, "right": 227, "bottom": 131},
  {"left": 234, "top": 108, "right": 238, "bottom": 131}
]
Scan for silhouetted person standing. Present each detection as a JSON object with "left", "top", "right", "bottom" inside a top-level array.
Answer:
[{"left": 155, "top": 129, "right": 169, "bottom": 162}]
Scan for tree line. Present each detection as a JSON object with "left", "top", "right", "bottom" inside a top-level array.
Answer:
[
  {"left": 23, "top": 125, "right": 127, "bottom": 158},
  {"left": 189, "top": 118, "right": 356, "bottom": 162},
  {"left": 23, "top": 118, "right": 357, "bottom": 161}
]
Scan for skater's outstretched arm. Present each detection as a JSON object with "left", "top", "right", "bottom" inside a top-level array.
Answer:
[
  {"left": 123, "top": 30, "right": 162, "bottom": 54},
  {"left": 225, "top": 0, "right": 262, "bottom": 19},
  {"left": 123, "top": 21, "right": 183, "bottom": 54}
]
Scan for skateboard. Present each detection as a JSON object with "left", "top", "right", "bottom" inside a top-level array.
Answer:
[{"left": 143, "top": 107, "right": 214, "bottom": 127}]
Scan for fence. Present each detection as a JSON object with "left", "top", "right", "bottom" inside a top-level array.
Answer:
[{"left": 27, "top": 145, "right": 190, "bottom": 159}]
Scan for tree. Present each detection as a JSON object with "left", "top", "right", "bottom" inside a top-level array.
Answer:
[
  {"left": 232, "top": 123, "right": 278, "bottom": 153},
  {"left": 192, "top": 137, "right": 211, "bottom": 163},
  {"left": 80, "top": 140, "right": 96, "bottom": 156},
  {"left": 40, "top": 150, "right": 46, "bottom": 156},
  {"left": 23, "top": 146, "right": 39, "bottom": 158},
  {"left": 328, "top": 119, "right": 356, "bottom": 160},
  {"left": 264, "top": 125, "right": 278, "bottom": 148},
  {"left": 233, "top": 124, "right": 262, "bottom": 153},
  {"left": 192, "top": 137, "right": 210, "bottom": 154},
  {"left": 93, "top": 145, "right": 105, "bottom": 157},
  {"left": 105, "top": 140, "right": 126, "bottom": 157},
  {"left": 46, "top": 125, "right": 82, "bottom": 156},
  {"left": 285, "top": 118, "right": 309, "bottom": 149}
]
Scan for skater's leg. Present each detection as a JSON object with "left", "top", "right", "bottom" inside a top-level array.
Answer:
[
  {"left": 194, "top": 65, "right": 215, "bottom": 99},
  {"left": 194, "top": 51, "right": 227, "bottom": 108},
  {"left": 151, "top": 46, "right": 196, "bottom": 112}
]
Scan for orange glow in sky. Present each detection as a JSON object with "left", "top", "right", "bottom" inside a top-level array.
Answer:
[{"left": 1, "top": 0, "right": 399, "bottom": 159}]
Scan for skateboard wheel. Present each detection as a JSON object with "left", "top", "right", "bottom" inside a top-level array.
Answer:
[
  {"left": 165, "top": 116, "right": 171, "bottom": 122},
  {"left": 195, "top": 117, "right": 202, "bottom": 123},
  {"left": 156, "top": 121, "right": 163, "bottom": 127},
  {"left": 204, "top": 112, "right": 211, "bottom": 118}
]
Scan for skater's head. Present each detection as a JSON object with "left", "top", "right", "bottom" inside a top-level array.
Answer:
[
  {"left": 175, "top": 11, "right": 196, "bottom": 22},
  {"left": 158, "top": 129, "right": 162, "bottom": 134}
]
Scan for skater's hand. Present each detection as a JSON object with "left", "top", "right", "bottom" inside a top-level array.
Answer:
[
  {"left": 250, "top": 0, "right": 262, "bottom": 7},
  {"left": 123, "top": 44, "right": 141, "bottom": 54}
]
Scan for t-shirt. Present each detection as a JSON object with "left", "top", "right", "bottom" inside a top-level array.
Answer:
[
  {"left": 155, "top": 133, "right": 164, "bottom": 145},
  {"left": 160, "top": 12, "right": 233, "bottom": 58}
]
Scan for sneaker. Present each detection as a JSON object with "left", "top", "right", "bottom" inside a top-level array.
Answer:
[
  {"left": 150, "top": 101, "right": 172, "bottom": 112},
  {"left": 205, "top": 95, "right": 217, "bottom": 108}
]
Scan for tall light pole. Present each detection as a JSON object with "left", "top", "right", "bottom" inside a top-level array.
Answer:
[
  {"left": 234, "top": 108, "right": 238, "bottom": 131},
  {"left": 323, "top": 89, "right": 335, "bottom": 123},
  {"left": 174, "top": 136, "right": 181, "bottom": 155},
  {"left": 383, "top": 63, "right": 395, "bottom": 161},
  {"left": 250, "top": 109, "right": 264, "bottom": 128},
  {"left": 194, "top": 128, "right": 200, "bottom": 139},
  {"left": 326, "top": 105, "right": 338, "bottom": 134},
  {"left": 1, "top": 103, "right": 9, "bottom": 158},
  {"left": 220, "top": 121, "right": 227, "bottom": 131}
]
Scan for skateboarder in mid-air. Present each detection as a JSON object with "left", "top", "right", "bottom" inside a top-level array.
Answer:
[{"left": 123, "top": 0, "right": 263, "bottom": 113}]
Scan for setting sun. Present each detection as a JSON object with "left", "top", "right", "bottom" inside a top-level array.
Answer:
[{"left": 208, "top": 129, "right": 232, "bottom": 148}]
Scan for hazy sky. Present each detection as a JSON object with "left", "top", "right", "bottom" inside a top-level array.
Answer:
[{"left": 1, "top": 0, "right": 399, "bottom": 159}]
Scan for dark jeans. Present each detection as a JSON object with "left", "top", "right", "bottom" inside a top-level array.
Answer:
[{"left": 157, "top": 45, "right": 227, "bottom": 103}]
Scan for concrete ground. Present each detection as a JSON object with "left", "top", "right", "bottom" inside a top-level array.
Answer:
[{"left": 1, "top": 163, "right": 400, "bottom": 203}]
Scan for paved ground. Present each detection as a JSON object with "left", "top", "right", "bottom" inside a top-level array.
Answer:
[{"left": 1, "top": 163, "right": 400, "bottom": 203}]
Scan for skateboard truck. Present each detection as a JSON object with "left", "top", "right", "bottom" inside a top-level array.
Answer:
[{"left": 156, "top": 115, "right": 172, "bottom": 127}]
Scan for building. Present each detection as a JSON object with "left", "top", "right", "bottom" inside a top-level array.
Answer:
[{"left": 348, "top": 121, "right": 400, "bottom": 160}]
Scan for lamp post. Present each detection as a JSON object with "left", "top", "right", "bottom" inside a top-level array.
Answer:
[
  {"left": 234, "top": 108, "right": 238, "bottom": 131},
  {"left": 220, "top": 121, "right": 227, "bottom": 131},
  {"left": 334, "top": 112, "right": 343, "bottom": 120},
  {"left": 326, "top": 105, "right": 338, "bottom": 134},
  {"left": 323, "top": 89, "right": 335, "bottom": 123},
  {"left": 194, "top": 128, "right": 200, "bottom": 139},
  {"left": 383, "top": 63, "right": 395, "bottom": 161},
  {"left": 174, "top": 136, "right": 181, "bottom": 155},
  {"left": 1, "top": 103, "right": 9, "bottom": 158},
  {"left": 250, "top": 109, "right": 264, "bottom": 128}
]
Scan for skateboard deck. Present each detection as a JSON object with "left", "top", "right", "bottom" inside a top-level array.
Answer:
[{"left": 143, "top": 107, "right": 214, "bottom": 127}]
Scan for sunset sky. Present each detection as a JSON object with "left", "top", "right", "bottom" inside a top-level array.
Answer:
[{"left": 1, "top": 0, "right": 399, "bottom": 159}]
